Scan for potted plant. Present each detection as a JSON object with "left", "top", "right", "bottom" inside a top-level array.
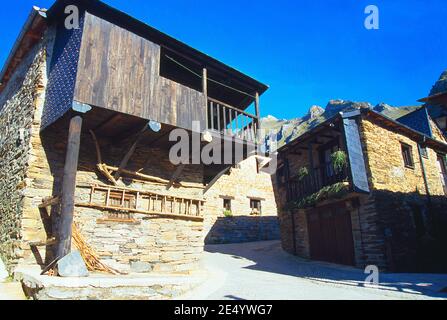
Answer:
[
  {"left": 331, "top": 150, "right": 348, "bottom": 174},
  {"left": 223, "top": 209, "right": 233, "bottom": 217},
  {"left": 297, "top": 167, "right": 309, "bottom": 181}
]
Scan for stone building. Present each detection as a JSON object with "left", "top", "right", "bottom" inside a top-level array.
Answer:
[
  {"left": 204, "top": 156, "right": 279, "bottom": 244},
  {"left": 275, "top": 107, "right": 447, "bottom": 272},
  {"left": 0, "top": 0, "right": 277, "bottom": 277}
]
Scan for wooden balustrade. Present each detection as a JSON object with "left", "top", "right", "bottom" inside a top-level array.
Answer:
[
  {"left": 287, "top": 163, "right": 349, "bottom": 203},
  {"left": 76, "top": 184, "right": 205, "bottom": 221},
  {"left": 207, "top": 98, "right": 259, "bottom": 143}
]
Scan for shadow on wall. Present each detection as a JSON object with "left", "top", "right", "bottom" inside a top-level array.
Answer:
[
  {"left": 372, "top": 190, "right": 447, "bottom": 274},
  {"left": 205, "top": 216, "right": 280, "bottom": 245},
  {"left": 275, "top": 185, "right": 447, "bottom": 274}
]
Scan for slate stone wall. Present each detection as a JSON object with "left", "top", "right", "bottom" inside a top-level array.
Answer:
[
  {"left": 0, "top": 43, "right": 48, "bottom": 272},
  {"left": 203, "top": 156, "right": 279, "bottom": 244}
]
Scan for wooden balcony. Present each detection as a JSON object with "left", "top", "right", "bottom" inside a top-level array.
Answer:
[
  {"left": 287, "top": 163, "right": 350, "bottom": 203},
  {"left": 207, "top": 97, "right": 260, "bottom": 144}
]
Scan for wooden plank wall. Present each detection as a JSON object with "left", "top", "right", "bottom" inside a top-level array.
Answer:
[{"left": 74, "top": 12, "right": 206, "bottom": 131}]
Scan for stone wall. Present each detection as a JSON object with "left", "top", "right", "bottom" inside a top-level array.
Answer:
[
  {"left": 359, "top": 117, "right": 446, "bottom": 196},
  {"left": 358, "top": 115, "right": 447, "bottom": 271},
  {"left": 0, "top": 36, "right": 52, "bottom": 272},
  {"left": 72, "top": 139, "right": 205, "bottom": 274},
  {"left": 203, "top": 156, "right": 279, "bottom": 244}
]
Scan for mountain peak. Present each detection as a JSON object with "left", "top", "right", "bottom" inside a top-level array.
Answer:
[
  {"left": 307, "top": 105, "right": 324, "bottom": 119},
  {"left": 325, "top": 99, "right": 372, "bottom": 116},
  {"left": 429, "top": 70, "right": 447, "bottom": 96}
]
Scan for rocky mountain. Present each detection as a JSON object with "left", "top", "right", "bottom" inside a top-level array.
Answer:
[
  {"left": 262, "top": 100, "right": 419, "bottom": 151},
  {"left": 429, "top": 70, "right": 447, "bottom": 96}
]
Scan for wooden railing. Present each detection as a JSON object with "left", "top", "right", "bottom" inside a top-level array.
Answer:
[
  {"left": 287, "top": 163, "right": 349, "bottom": 202},
  {"left": 207, "top": 98, "right": 259, "bottom": 143},
  {"left": 76, "top": 184, "right": 205, "bottom": 221}
]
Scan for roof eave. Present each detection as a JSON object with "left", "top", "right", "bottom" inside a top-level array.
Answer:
[{"left": 0, "top": 7, "right": 47, "bottom": 92}]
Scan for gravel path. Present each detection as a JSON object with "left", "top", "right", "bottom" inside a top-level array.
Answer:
[{"left": 182, "top": 241, "right": 447, "bottom": 300}]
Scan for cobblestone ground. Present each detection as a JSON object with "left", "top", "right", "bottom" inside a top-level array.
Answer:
[{"left": 182, "top": 241, "right": 447, "bottom": 300}]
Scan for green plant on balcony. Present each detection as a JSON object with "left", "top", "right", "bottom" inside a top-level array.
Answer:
[
  {"left": 331, "top": 150, "right": 348, "bottom": 174},
  {"left": 223, "top": 209, "right": 233, "bottom": 218},
  {"left": 285, "top": 182, "right": 350, "bottom": 210},
  {"left": 297, "top": 167, "right": 309, "bottom": 181}
]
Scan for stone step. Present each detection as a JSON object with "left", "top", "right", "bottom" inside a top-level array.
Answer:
[{"left": 16, "top": 268, "right": 206, "bottom": 300}]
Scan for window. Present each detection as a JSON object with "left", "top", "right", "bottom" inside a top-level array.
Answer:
[
  {"left": 419, "top": 144, "right": 428, "bottom": 158},
  {"left": 223, "top": 198, "right": 232, "bottom": 211},
  {"left": 250, "top": 199, "right": 262, "bottom": 215},
  {"left": 401, "top": 143, "right": 414, "bottom": 169}
]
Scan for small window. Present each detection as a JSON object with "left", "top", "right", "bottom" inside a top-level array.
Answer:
[
  {"left": 223, "top": 198, "right": 232, "bottom": 211},
  {"left": 419, "top": 144, "right": 428, "bottom": 159},
  {"left": 401, "top": 143, "right": 414, "bottom": 169},
  {"left": 250, "top": 199, "right": 262, "bottom": 215}
]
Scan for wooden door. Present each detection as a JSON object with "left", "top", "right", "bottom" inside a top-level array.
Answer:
[{"left": 307, "top": 202, "right": 355, "bottom": 266}]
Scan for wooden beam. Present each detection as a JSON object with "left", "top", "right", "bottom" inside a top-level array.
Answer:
[
  {"left": 29, "top": 238, "right": 57, "bottom": 247},
  {"left": 76, "top": 203, "right": 204, "bottom": 221},
  {"left": 56, "top": 116, "right": 83, "bottom": 259},
  {"left": 255, "top": 92, "right": 261, "bottom": 141},
  {"left": 38, "top": 196, "right": 60, "bottom": 209},
  {"left": 203, "top": 68, "right": 208, "bottom": 129},
  {"left": 166, "top": 164, "right": 186, "bottom": 190},
  {"left": 101, "top": 164, "right": 202, "bottom": 188},
  {"left": 94, "top": 114, "right": 123, "bottom": 133},
  {"left": 89, "top": 130, "right": 102, "bottom": 164},
  {"left": 114, "top": 124, "right": 148, "bottom": 180}
]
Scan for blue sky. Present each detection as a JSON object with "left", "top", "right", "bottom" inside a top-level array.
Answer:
[{"left": 1, "top": 0, "right": 446, "bottom": 119}]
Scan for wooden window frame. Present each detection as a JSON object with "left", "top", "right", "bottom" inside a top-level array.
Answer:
[
  {"left": 249, "top": 199, "right": 262, "bottom": 216},
  {"left": 223, "top": 198, "right": 232, "bottom": 211},
  {"left": 401, "top": 143, "right": 415, "bottom": 169}
]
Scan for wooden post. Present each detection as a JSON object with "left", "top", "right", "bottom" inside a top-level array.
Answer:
[
  {"left": 56, "top": 115, "right": 83, "bottom": 259},
  {"left": 203, "top": 68, "right": 208, "bottom": 129},
  {"left": 255, "top": 92, "right": 261, "bottom": 142}
]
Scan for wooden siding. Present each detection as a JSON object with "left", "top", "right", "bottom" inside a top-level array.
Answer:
[{"left": 74, "top": 12, "right": 206, "bottom": 131}]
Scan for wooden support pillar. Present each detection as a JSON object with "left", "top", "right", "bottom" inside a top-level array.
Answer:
[
  {"left": 203, "top": 68, "right": 208, "bottom": 129},
  {"left": 255, "top": 92, "right": 261, "bottom": 142},
  {"left": 56, "top": 115, "right": 83, "bottom": 259}
]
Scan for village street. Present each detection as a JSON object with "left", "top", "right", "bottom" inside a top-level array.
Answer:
[{"left": 180, "top": 241, "right": 447, "bottom": 300}]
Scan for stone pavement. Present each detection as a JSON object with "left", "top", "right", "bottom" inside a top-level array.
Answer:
[{"left": 179, "top": 241, "right": 447, "bottom": 300}]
